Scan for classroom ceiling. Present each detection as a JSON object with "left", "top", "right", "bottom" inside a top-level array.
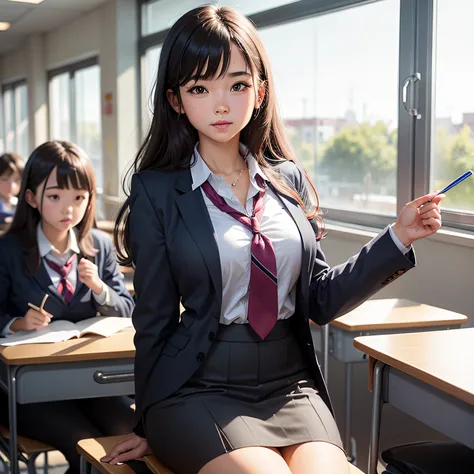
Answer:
[{"left": 0, "top": 0, "right": 109, "bottom": 57}]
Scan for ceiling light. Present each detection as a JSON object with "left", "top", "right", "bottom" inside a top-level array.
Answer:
[
  {"left": 0, "top": 22, "right": 11, "bottom": 31},
  {"left": 8, "top": 0, "right": 44, "bottom": 5}
]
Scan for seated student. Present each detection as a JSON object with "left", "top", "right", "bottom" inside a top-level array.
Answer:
[
  {"left": 0, "top": 152, "right": 23, "bottom": 225},
  {"left": 0, "top": 141, "right": 135, "bottom": 474}
]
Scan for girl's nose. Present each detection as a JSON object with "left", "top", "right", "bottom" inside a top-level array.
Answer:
[{"left": 215, "top": 103, "right": 229, "bottom": 115}]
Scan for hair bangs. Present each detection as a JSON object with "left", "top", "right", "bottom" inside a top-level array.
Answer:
[
  {"left": 178, "top": 27, "right": 233, "bottom": 86},
  {"left": 55, "top": 150, "right": 94, "bottom": 194},
  {"left": 1, "top": 163, "right": 15, "bottom": 178}
]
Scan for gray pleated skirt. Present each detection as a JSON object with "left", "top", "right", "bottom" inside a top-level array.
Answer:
[{"left": 144, "top": 320, "right": 343, "bottom": 474}]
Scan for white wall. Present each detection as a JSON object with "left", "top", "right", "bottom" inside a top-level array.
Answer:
[
  {"left": 323, "top": 226, "right": 474, "bottom": 324},
  {"left": 44, "top": 9, "right": 101, "bottom": 71},
  {"left": 0, "top": 48, "right": 28, "bottom": 84},
  {"left": 0, "top": 8, "right": 102, "bottom": 85}
]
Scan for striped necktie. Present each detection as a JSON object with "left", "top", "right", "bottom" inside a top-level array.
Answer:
[
  {"left": 45, "top": 254, "right": 77, "bottom": 304},
  {"left": 201, "top": 178, "right": 278, "bottom": 340}
]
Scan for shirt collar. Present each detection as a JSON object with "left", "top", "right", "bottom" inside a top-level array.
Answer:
[
  {"left": 190, "top": 142, "right": 268, "bottom": 191},
  {"left": 37, "top": 224, "right": 80, "bottom": 258}
]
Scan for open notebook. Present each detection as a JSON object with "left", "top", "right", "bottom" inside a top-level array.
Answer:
[{"left": 0, "top": 317, "right": 133, "bottom": 346}]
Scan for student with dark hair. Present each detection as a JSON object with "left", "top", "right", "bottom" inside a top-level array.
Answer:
[
  {"left": 0, "top": 140, "right": 135, "bottom": 474},
  {"left": 105, "top": 6, "right": 444, "bottom": 474},
  {"left": 0, "top": 152, "right": 24, "bottom": 224}
]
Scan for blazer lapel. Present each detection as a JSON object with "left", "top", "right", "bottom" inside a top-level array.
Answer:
[
  {"left": 33, "top": 260, "right": 66, "bottom": 306},
  {"left": 175, "top": 170, "right": 223, "bottom": 309}
]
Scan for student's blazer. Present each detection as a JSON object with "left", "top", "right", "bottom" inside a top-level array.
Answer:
[
  {"left": 129, "top": 160, "right": 416, "bottom": 435},
  {"left": 0, "top": 228, "right": 135, "bottom": 333}
]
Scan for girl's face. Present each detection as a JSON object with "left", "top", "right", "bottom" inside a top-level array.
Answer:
[
  {"left": 25, "top": 166, "right": 90, "bottom": 234},
  {"left": 169, "top": 45, "right": 265, "bottom": 145},
  {"left": 0, "top": 168, "right": 21, "bottom": 202}
]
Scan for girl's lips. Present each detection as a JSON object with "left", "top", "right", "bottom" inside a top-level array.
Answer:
[{"left": 212, "top": 122, "right": 232, "bottom": 130}]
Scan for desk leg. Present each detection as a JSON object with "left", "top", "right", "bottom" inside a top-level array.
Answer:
[
  {"left": 322, "top": 325, "right": 329, "bottom": 385},
  {"left": 8, "top": 366, "right": 19, "bottom": 474},
  {"left": 344, "top": 362, "right": 354, "bottom": 463},
  {"left": 368, "top": 361, "right": 384, "bottom": 474},
  {"left": 80, "top": 456, "right": 91, "bottom": 474}
]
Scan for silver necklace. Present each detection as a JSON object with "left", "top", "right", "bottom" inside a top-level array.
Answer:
[{"left": 231, "top": 165, "right": 248, "bottom": 187}]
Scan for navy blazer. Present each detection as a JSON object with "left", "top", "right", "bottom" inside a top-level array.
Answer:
[
  {"left": 129, "top": 160, "right": 416, "bottom": 435},
  {"left": 0, "top": 228, "right": 134, "bottom": 333}
]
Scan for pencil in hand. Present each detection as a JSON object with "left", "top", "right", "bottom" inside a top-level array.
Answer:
[
  {"left": 28, "top": 294, "right": 49, "bottom": 312},
  {"left": 27, "top": 294, "right": 52, "bottom": 325}
]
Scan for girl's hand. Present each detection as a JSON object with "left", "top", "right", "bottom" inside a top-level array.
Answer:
[
  {"left": 78, "top": 258, "right": 104, "bottom": 295},
  {"left": 11, "top": 308, "right": 53, "bottom": 332},
  {"left": 392, "top": 193, "right": 445, "bottom": 247},
  {"left": 101, "top": 433, "right": 152, "bottom": 464}
]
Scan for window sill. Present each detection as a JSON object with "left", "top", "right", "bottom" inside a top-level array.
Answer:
[{"left": 325, "top": 220, "right": 474, "bottom": 249}]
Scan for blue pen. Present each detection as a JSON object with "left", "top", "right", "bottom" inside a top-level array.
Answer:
[{"left": 419, "top": 170, "right": 473, "bottom": 208}]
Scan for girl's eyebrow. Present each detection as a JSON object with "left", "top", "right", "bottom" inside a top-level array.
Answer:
[
  {"left": 227, "top": 71, "right": 251, "bottom": 77},
  {"left": 187, "top": 70, "right": 251, "bottom": 83}
]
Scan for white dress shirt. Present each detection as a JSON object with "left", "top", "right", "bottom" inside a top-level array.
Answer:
[
  {"left": 2, "top": 225, "right": 108, "bottom": 335},
  {"left": 191, "top": 143, "right": 411, "bottom": 326}
]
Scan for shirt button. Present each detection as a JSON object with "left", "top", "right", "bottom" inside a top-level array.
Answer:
[
  {"left": 196, "top": 352, "right": 205, "bottom": 363},
  {"left": 208, "top": 331, "right": 216, "bottom": 342}
]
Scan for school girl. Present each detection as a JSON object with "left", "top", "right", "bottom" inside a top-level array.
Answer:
[
  {"left": 0, "top": 152, "right": 23, "bottom": 225},
  {"left": 103, "top": 5, "right": 444, "bottom": 474},
  {"left": 0, "top": 141, "right": 135, "bottom": 474}
]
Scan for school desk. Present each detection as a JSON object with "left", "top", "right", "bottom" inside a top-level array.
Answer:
[
  {"left": 311, "top": 298, "right": 467, "bottom": 462},
  {"left": 354, "top": 327, "right": 474, "bottom": 474},
  {"left": 0, "top": 328, "right": 135, "bottom": 474}
]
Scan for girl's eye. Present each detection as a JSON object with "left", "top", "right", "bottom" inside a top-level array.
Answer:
[
  {"left": 231, "top": 82, "right": 250, "bottom": 92},
  {"left": 76, "top": 195, "right": 86, "bottom": 201},
  {"left": 189, "top": 86, "right": 207, "bottom": 94},
  {"left": 48, "top": 195, "right": 59, "bottom": 201}
]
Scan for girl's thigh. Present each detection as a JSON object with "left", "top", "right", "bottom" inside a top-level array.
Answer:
[
  {"left": 280, "top": 441, "right": 350, "bottom": 474},
  {"left": 199, "top": 446, "right": 292, "bottom": 474}
]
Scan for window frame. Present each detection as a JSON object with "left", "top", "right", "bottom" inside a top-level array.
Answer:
[
  {"left": 47, "top": 56, "right": 105, "bottom": 218},
  {"left": 1, "top": 79, "right": 29, "bottom": 157},
  {"left": 138, "top": 0, "right": 474, "bottom": 232},
  {"left": 47, "top": 56, "right": 99, "bottom": 145}
]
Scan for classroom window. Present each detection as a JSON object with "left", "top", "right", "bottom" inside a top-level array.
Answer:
[
  {"left": 432, "top": 0, "right": 474, "bottom": 216},
  {"left": 260, "top": 0, "right": 400, "bottom": 216},
  {"left": 1, "top": 81, "right": 29, "bottom": 160},
  {"left": 141, "top": 0, "right": 298, "bottom": 36},
  {"left": 48, "top": 58, "right": 103, "bottom": 217},
  {"left": 75, "top": 65, "right": 103, "bottom": 193},
  {"left": 141, "top": 44, "right": 162, "bottom": 137},
  {"left": 138, "top": 0, "right": 474, "bottom": 231},
  {"left": 49, "top": 72, "right": 71, "bottom": 141}
]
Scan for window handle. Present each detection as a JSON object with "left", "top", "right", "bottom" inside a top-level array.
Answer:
[{"left": 402, "top": 72, "right": 422, "bottom": 119}]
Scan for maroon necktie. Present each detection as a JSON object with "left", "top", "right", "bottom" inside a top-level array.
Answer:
[
  {"left": 201, "top": 179, "right": 278, "bottom": 340},
  {"left": 45, "top": 254, "right": 77, "bottom": 304}
]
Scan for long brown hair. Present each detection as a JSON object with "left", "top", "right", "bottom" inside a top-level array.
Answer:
[
  {"left": 0, "top": 152, "right": 24, "bottom": 180},
  {"left": 5, "top": 141, "right": 97, "bottom": 274},
  {"left": 115, "top": 5, "right": 323, "bottom": 265}
]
